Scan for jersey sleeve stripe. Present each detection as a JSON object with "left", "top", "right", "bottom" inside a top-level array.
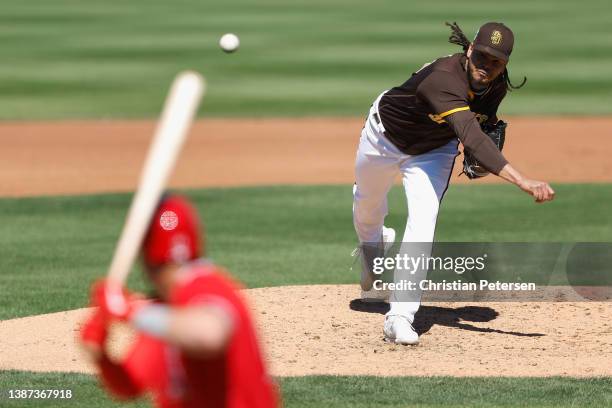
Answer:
[{"left": 438, "top": 106, "right": 470, "bottom": 118}]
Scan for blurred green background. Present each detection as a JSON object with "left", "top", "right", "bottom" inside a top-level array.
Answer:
[{"left": 1, "top": 0, "right": 611, "bottom": 119}]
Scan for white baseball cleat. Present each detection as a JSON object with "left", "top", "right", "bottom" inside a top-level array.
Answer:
[
  {"left": 357, "top": 247, "right": 374, "bottom": 291},
  {"left": 383, "top": 314, "right": 419, "bottom": 345},
  {"left": 353, "top": 226, "right": 396, "bottom": 291},
  {"left": 351, "top": 246, "right": 374, "bottom": 291}
]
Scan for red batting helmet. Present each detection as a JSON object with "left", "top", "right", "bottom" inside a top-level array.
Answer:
[{"left": 142, "top": 195, "right": 202, "bottom": 268}]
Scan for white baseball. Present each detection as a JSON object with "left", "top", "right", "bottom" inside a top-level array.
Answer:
[{"left": 219, "top": 33, "right": 240, "bottom": 53}]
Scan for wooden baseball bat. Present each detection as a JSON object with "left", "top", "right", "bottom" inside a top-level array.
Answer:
[{"left": 106, "top": 71, "right": 205, "bottom": 302}]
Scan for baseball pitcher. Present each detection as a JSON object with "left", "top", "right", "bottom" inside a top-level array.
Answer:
[{"left": 353, "top": 22, "right": 555, "bottom": 345}]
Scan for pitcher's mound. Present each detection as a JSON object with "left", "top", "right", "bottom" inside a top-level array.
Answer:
[{"left": 1, "top": 285, "right": 610, "bottom": 377}]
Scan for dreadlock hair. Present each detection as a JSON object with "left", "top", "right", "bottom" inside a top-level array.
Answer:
[{"left": 445, "top": 21, "right": 527, "bottom": 91}]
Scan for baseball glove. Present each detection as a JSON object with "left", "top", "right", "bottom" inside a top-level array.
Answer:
[{"left": 462, "top": 120, "right": 507, "bottom": 179}]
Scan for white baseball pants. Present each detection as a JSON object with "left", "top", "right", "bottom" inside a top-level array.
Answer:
[{"left": 353, "top": 92, "right": 458, "bottom": 323}]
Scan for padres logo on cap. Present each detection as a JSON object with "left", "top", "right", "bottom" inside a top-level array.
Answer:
[{"left": 490, "top": 30, "right": 502, "bottom": 45}]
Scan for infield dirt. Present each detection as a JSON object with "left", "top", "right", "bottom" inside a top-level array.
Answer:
[
  {"left": 1, "top": 117, "right": 611, "bottom": 377},
  {"left": 1, "top": 117, "right": 611, "bottom": 197}
]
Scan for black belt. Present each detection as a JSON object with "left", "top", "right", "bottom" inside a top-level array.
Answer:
[
  {"left": 373, "top": 112, "right": 382, "bottom": 125},
  {"left": 372, "top": 112, "right": 388, "bottom": 136}
]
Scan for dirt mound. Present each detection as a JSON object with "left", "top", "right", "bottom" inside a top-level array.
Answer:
[{"left": 1, "top": 285, "right": 610, "bottom": 377}]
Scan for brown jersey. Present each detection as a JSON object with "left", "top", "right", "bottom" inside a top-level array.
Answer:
[{"left": 378, "top": 53, "right": 508, "bottom": 174}]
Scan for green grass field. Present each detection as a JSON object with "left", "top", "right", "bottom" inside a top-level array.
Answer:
[
  {"left": 1, "top": 0, "right": 611, "bottom": 119},
  {"left": 2, "top": 371, "right": 611, "bottom": 407},
  {"left": 1, "top": 184, "right": 611, "bottom": 407},
  {"left": 2, "top": 183, "right": 611, "bottom": 320}
]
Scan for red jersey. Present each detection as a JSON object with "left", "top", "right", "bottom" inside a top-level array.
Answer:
[{"left": 101, "top": 261, "right": 279, "bottom": 408}]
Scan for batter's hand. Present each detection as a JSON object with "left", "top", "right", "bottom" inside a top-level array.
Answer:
[
  {"left": 79, "top": 307, "right": 109, "bottom": 361},
  {"left": 518, "top": 179, "right": 555, "bottom": 203},
  {"left": 90, "top": 279, "right": 149, "bottom": 322}
]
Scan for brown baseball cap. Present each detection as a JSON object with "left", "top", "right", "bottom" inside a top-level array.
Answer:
[{"left": 473, "top": 22, "right": 514, "bottom": 62}]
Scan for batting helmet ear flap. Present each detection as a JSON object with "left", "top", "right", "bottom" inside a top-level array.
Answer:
[{"left": 142, "top": 195, "right": 202, "bottom": 268}]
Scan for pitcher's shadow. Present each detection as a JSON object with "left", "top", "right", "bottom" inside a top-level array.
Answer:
[{"left": 349, "top": 299, "right": 545, "bottom": 337}]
